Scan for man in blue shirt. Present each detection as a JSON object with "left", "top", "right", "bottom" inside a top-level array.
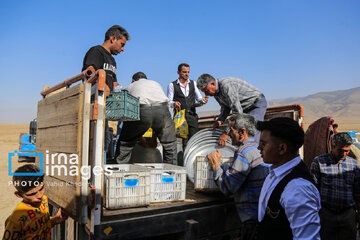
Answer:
[
  {"left": 206, "top": 113, "right": 268, "bottom": 240},
  {"left": 257, "top": 117, "right": 321, "bottom": 240},
  {"left": 311, "top": 132, "right": 360, "bottom": 240}
]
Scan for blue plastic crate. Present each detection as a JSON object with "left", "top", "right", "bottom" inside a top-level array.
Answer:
[{"left": 106, "top": 90, "right": 140, "bottom": 121}]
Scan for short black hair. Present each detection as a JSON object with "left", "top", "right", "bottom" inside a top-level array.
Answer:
[
  {"left": 178, "top": 63, "right": 190, "bottom": 72},
  {"left": 13, "top": 164, "right": 44, "bottom": 194},
  {"left": 332, "top": 132, "right": 352, "bottom": 146},
  {"left": 105, "top": 25, "right": 130, "bottom": 41},
  {"left": 257, "top": 117, "right": 304, "bottom": 154},
  {"left": 132, "top": 72, "right": 147, "bottom": 81}
]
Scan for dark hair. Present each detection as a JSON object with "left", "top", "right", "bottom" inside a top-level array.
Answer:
[
  {"left": 197, "top": 73, "right": 216, "bottom": 89},
  {"left": 178, "top": 63, "right": 190, "bottom": 72},
  {"left": 228, "top": 113, "right": 256, "bottom": 137},
  {"left": 13, "top": 164, "right": 44, "bottom": 193},
  {"left": 105, "top": 25, "right": 130, "bottom": 41},
  {"left": 132, "top": 72, "right": 147, "bottom": 81},
  {"left": 257, "top": 117, "right": 304, "bottom": 154},
  {"left": 332, "top": 132, "right": 352, "bottom": 146}
]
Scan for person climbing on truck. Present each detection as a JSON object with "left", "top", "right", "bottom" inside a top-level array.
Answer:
[
  {"left": 197, "top": 73, "right": 267, "bottom": 145},
  {"left": 82, "top": 25, "right": 130, "bottom": 162}
]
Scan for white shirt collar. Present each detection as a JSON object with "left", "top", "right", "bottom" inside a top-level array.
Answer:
[
  {"left": 270, "top": 156, "right": 301, "bottom": 177},
  {"left": 176, "top": 78, "right": 191, "bottom": 86}
]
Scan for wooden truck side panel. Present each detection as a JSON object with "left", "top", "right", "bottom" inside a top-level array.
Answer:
[{"left": 36, "top": 83, "right": 86, "bottom": 218}]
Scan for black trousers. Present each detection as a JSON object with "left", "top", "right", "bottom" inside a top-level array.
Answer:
[
  {"left": 185, "top": 111, "right": 198, "bottom": 140},
  {"left": 238, "top": 221, "right": 258, "bottom": 240},
  {"left": 115, "top": 104, "right": 177, "bottom": 164},
  {"left": 320, "top": 206, "right": 357, "bottom": 240}
]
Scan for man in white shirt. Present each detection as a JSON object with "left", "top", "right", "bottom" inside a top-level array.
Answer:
[
  {"left": 115, "top": 72, "right": 177, "bottom": 164},
  {"left": 256, "top": 117, "right": 321, "bottom": 240},
  {"left": 167, "top": 63, "right": 208, "bottom": 139}
]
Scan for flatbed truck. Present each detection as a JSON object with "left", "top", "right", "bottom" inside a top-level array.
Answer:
[{"left": 36, "top": 70, "right": 303, "bottom": 240}]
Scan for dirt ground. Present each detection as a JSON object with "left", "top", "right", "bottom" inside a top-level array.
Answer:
[{"left": 0, "top": 123, "right": 28, "bottom": 235}]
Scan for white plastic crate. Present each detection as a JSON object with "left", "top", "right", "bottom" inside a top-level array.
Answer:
[
  {"left": 194, "top": 156, "right": 233, "bottom": 192},
  {"left": 104, "top": 164, "right": 151, "bottom": 209},
  {"left": 135, "top": 163, "right": 186, "bottom": 202}
]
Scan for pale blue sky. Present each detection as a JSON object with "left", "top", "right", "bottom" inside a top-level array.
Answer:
[{"left": 1, "top": 0, "right": 359, "bottom": 123}]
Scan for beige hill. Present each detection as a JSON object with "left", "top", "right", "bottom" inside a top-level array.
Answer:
[
  {"left": 268, "top": 86, "right": 360, "bottom": 131},
  {"left": 199, "top": 87, "right": 360, "bottom": 132}
]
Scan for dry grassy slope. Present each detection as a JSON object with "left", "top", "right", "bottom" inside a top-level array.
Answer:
[
  {"left": 198, "top": 87, "right": 360, "bottom": 131},
  {"left": 268, "top": 87, "right": 360, "bottom": 131}
]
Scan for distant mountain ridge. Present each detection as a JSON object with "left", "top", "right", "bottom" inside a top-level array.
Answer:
[
  {"left": 268, "top": 86, "right": 360, "bottom": 119},
  {"left": 198, "top": 86, "right": 360, "bottom": 131}
]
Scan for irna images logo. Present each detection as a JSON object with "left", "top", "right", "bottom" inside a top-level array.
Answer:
[
  {"left": 8, "top": 150, "right": 113, "bottom": 179},
  {"left": 8, "top": 151, "right": 43, "bottom": 176}
]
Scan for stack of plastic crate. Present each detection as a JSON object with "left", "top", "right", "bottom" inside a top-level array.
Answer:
[
  {"left": 105, "top": 90, "right": 140, "bottom": 121},
  {"left": 136, "top": 163, "right": 186, "bottom": 202},
  {"left": 104, "top": 164, "right": 150, "bottom": 209},
  {"left": 194, "top": 156, "right": 233, "bottom": 192}
]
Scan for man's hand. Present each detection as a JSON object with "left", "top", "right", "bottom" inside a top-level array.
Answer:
[
  {"left": 218, "top": 133, "right": 229, "bottom": 147},
  {"left": 212, "top": 120, "right": 222, "bottom": 130},
  {"left": 174, "top": 101, "right": 181, "bottom": 110},
  {"left": 202, "top": 97, "right": 208, "bottom": 104},
  {"left": 52, "top": 208, "right": 68, "bottom": 226},
  {"left": 206, "top": 150, "right": 222, "bottom": 172}
]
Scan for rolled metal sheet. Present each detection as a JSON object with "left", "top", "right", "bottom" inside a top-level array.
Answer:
[
  {"left": 183, "top": 129, "right": 231, "bottom": 166},
  {"left": 185, "top": 128, "right": 222, "bottom": 147},
  {"left": 184, "top": 136, "right": 218, "bottom": 160},
  {"left": 183, "top": 128, "right": 236, "bottom": 183},
  {"left": 185, "top": 143, "right": 235, "bottom": 183},
  {"left": 183, "top": 136, "right": 231, "bottom": 164}
]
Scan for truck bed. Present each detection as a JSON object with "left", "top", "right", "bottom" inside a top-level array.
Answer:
[
  {"left": 96, "top": 182, "right": 241, "bottom": 239},
  {"left": 102, "top": 181, "right": 227, "bottom": 221}
]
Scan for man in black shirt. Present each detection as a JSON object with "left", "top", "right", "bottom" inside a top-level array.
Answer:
[
  {"left": 82, "top": 25, "right": 130, "bottom": 161},
  {"left": 82, "top": 24, "right": 130, "bottom": 94}
]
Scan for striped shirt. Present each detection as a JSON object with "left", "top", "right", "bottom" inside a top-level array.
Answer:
[
  {"left": 214, "top": 77, "right": 263, "bottom": 122},
  {"left": 214, "top": 137, "right": 269, "bottom": 222},
  {"left": 310, "top": 153, "right": 360, "bottom": 209}
]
